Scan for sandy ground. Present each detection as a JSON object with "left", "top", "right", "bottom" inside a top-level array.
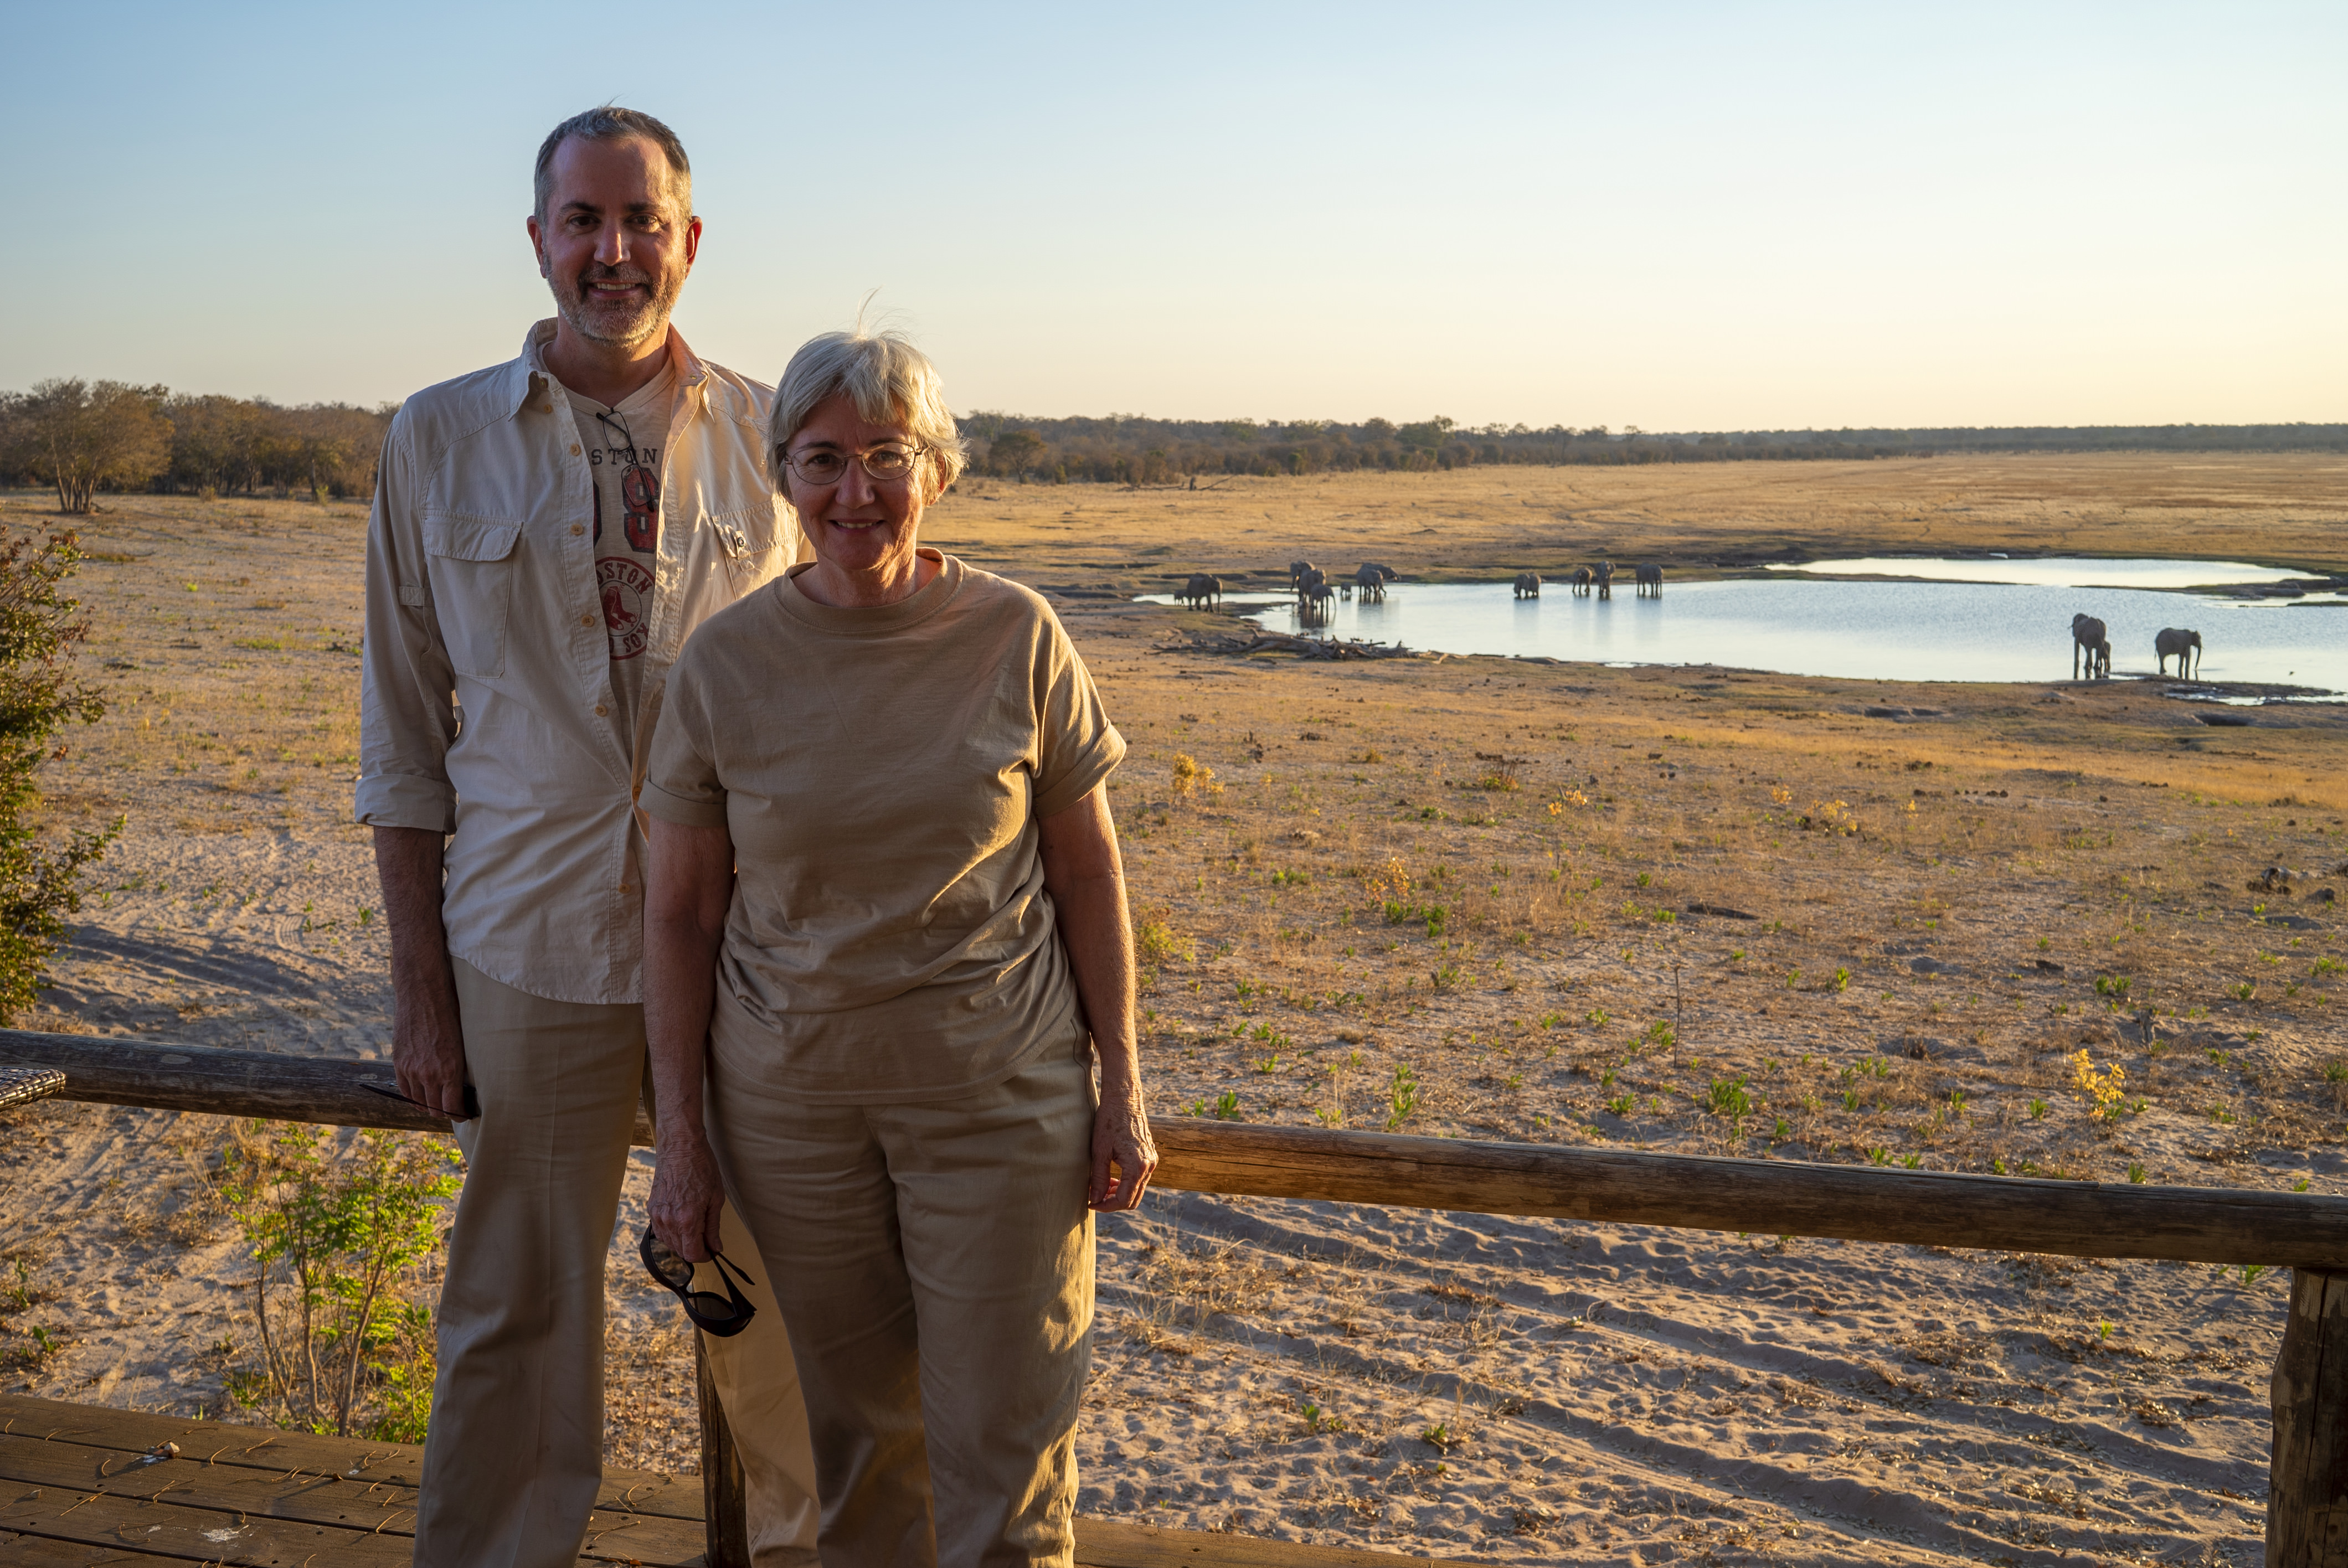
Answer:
[{"left": 0, "top": 461, "right": 2341, "bottom": 1566}]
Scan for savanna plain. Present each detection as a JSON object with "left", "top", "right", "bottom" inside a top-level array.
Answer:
[{"left": 0, "top": 451, "right": 2343, "bottom": 1567}]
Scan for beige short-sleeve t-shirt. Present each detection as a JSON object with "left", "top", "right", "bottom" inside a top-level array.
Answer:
[{"left": 642, "top": 552, "right": 1125, "bottom": 1102}]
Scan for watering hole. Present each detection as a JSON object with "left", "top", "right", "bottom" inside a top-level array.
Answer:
[{"left": 1143, "top": 559, "right": 2348, "bottom": 690}]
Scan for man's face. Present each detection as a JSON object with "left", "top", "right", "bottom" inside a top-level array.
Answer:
[{"left": 528, "top": 136, "right": 701, "bottom": 349}]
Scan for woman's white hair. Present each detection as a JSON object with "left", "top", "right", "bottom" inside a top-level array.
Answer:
[{"left": 769, "top": 329, "right": 968, "bottom": 497}]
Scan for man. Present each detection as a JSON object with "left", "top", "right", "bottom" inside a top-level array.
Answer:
[{"left": 358, "top": 106, "right": 816, "bottom": 1567}]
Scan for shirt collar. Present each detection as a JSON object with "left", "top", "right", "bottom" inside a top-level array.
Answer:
[{"left": 508, "top": 317, "right": 708, "bottom": 416}]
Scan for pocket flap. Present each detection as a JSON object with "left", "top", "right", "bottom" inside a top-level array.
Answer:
[
  {"left": 707, "top": 507, "right": 775, "bottom": 559},
  {"left": 424, "top": 514, "right": 523, "bottom": 563}
]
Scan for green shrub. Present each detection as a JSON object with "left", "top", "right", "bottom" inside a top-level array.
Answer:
[
  {"left": 219, "top": 1125, "right": 460, "bottom": 1441},
  {"left": 0, "top": 528, "right": 117, "bottom": 1018}
]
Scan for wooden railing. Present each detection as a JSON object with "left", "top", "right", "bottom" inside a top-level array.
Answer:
[{"left": 2, "top": 1027, "right": 2341, "bottom": 1565}]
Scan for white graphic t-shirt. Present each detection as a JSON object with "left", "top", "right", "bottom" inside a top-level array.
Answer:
[{"left": 563, "top": 367, "right": 675, "bottom": 756}]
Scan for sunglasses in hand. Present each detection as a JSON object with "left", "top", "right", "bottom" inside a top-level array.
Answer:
[
  {"left": 640, "top": 1227, "right": 758, "bottom": 1337},
  {"left": 360, "top": 1081, "right": 481, "bottom": 1120}
]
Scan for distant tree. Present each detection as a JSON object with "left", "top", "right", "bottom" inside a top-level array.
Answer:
[
  {"left": 2, "top": 380, "right": 172, "bottom": 514},
  {"left": 987, "top": 429, "right": 1047, "bottom": 477},
  {"left": 0, "top": 528, "right": 116, "bottom": 1020}
]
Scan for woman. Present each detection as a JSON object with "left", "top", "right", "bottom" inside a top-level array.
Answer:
[{"left": 641, "top": 327, "right": 1156, "bottom": 1568}]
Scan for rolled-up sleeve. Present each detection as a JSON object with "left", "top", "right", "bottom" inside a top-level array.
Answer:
[
  {"left": 640, "top": 652, "right": 730, "bottom": 828},
  {"left": 1031, "top": 613, "right": 1125, "bottom": 821},
  {"left": 354, "top": 421, "right": 460, "bottom": 833}
]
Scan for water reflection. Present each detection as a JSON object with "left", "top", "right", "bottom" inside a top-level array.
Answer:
[
  {"left": 1767, "top": 556, "right": 2312, "bottom": 589},
  {"left": 1147, "top": 579, "right": 2347, "bottom": 690}
]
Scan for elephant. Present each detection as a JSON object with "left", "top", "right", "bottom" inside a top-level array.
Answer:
[
  {"left": 1635, "top": 563, "right": 1663, "bottom": 597},
  {"left": 2155, "top": 627, "right": 2202, "bottom": 679},
  {"left": 2071, "top": 613, "right": 2108, "bottom": 679},
  {"left": 1363, "top": 561, "right": 1400, "bottom": 582},
  {"left": 1513, "top": 572, "right": 1541, "bottom": 599},
  {"left": 1593, "top": 560, "right": 1615, "bottom": 600},
  {"left": 1353, "top": 564, "right": 1387, "bottom": 601},
  {"left": 1177, "top": 573, "right": 1222, "bottom": 609},
  {"left": 1300, "top": 580, "right": 1336, "bottom": 621},
  {"left": 1570, "top": 565, "right": 1592, "bottom": 595},
  {"left": 1288, "top": 559, "right": 1319, "bottom": 593}
]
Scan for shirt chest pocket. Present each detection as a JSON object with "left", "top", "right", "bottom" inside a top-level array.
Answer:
[
  {"left": 708, "top": 506, "right": 782, "bottom": 589},
  {"left": 423, "top": 513, "right": 523, "bottom": 679}
]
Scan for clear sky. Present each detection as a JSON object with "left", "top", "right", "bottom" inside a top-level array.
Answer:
[{"left": 9, "top": 1, "right": 2342, "bottom": 430}]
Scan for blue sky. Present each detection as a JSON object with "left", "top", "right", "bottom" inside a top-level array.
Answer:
[{"left": 8, "top": 1, "right": 2341, "bottom": 429}]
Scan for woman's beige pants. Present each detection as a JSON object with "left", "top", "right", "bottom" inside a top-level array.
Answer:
[
  {"left": 413, "top": 959, "right": 821, "bottom": 1567},
  {"left": 708, "top": 1049, "right": 1096, "bottom": 1568}
]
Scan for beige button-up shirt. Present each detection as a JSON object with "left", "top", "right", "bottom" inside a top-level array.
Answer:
[{"left": 357, "top": 321, "right": 796, "bottom": 1004}]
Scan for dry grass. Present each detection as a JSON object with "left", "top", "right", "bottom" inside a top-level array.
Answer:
[{"left": 1, "top": 462, "right": 2340, "bottom": 1562}]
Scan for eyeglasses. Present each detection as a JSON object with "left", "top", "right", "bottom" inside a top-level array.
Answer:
[
  {"left": 639, "top": 1227, "right": 759, "bottom": 1337},
  {"left": 594, "top": 408, "right": 661, "bottom": 553},
  {"left": 780, "top": 444, "right": 924, "bottom": 488}
]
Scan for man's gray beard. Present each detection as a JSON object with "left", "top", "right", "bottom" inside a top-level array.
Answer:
[{"left": 552, "top": 267, "right": 684, "bottom": 349}]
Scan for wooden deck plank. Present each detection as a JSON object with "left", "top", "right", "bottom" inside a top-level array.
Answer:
[
  {"left": 0, "top": 1393, "right": 704, "bottom": 1521},
  {"left": 0, "top": 1483, "right": 413, "bottom": 1565},
  {"left": 0, "top": 1395, "right": 1454, "bottom": 1567},
  {"left": 0, "top": 1431, "right": 706, "bottom": 1561},
  {"left": 0, "top": 1532, "right": 161, "bottom": 1566}
]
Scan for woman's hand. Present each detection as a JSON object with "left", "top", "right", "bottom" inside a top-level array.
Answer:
[
  {"left": 650, "top": 1130, "right": 728, "bottom": 1263},
  {"left": 1089, "top": 1076, "right": 1158, "bottom": 1213}
]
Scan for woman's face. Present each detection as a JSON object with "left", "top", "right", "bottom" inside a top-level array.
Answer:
[{"left": 782, "top": 393, "right": 931, "bottom": 584}]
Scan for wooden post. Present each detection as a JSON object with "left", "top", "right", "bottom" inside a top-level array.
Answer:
[
  {"left": 2270, "top": 1268, "right": 2348, "bottom": 1566},
  {"left": 697, "top": 1337, "right": 752, "bottom": 1568}
]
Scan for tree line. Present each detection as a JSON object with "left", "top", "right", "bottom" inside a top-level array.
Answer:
[
  {"left": 957, "top": 412, "right": 2348, "bottom": 484},
  {"left": 4, "top": 374, "right": 2341, "bottom": 507},
  {"left": 0, "top": 380, "right": 395, "bottom": 514}
]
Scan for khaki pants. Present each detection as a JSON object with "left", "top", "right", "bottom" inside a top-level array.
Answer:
[
  {"left": 708, "top": 1048, "right": 1096, "bottom": 1568},
  {"left": 414, "top": 958, "right": 820, "bottom": 1568}
]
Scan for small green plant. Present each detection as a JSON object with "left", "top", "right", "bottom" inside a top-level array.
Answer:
[
  {"left": 1867, "top": 1146, "right": 1892, "bottom": 1167},
  {"left": 1254, "top": 1055, "right": 1281, "bottom": 1074},
  {"left": 2028, "top": 1098, "right": 2049, "bottom": 1119},
  {"left": 2128, "top": 1163, "right": 2147, "bottom": 1183},
  {"left": 1772, "top": 1116, "right": 1790, "bottom": 1140},
  {"left": 1706, "top": 1076, "right": 1752, "bottom": 1120},
  {"left": 1841, "top": 1089, "right": 1861, "bottom": 1112},
  {"left": 1832, "top": 967, "right": 1850, "bottom": 993},
  {"left": 2323, "top": 1061, "right": 2348, "bottom": 1085},
  {"left": 1585, "top": 1008, "right": 1609, "bottom": 1028},
  {"left": 2294, "top": 1177, "right": 2313, "bottom": 1193},
  {"left": 1900, "top": 1153, "right": 1922, "bottom": 1169},
  {"left": 1420, "top": 1422, "right": 1452, "bottom": 1453},
  {"left": 1135, "top": 914, "right": 1196, "bottom": 967},
  {"left": 2241, "top": 1264, "right": 2268, "bottom": 1286},
  {"left": 1213, "top": 1091, "right": 1240, "bottom": 1120},
  {"left": 218, "top": 1124, "right": 460, "bottom": 1442},
  {"left": 1605, "top": 1095, "right": 1633, "bottom": 1116},
  {"left": 2234, "top": 982, "right": 2257, "bottom": 1002},
  {"left": 1385, "top": 1066, "right": 1419, "bottom": 1131},
  {"left": 2097, "top": 1319, "right": 2113, "bottom": 1342},
  {"left": 2094, "top": 974, "right": 2131, "bottom": 998}
]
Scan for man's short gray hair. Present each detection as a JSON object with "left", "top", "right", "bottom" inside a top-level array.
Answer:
[
  {"left": 770, "top": 331, "right": 969, "bottom": 497},
  {"left": 533, "top": 106, "right": 692, "bottom": 224}
]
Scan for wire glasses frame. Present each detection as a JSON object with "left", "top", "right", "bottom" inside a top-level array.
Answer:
[{"left": 779, "top": 443, "right": 926, "bottom": 489}]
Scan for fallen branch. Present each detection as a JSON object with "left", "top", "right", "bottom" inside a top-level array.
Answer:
[{"left": 1159, "top": 631, "right": 1418, "bottom": 661}]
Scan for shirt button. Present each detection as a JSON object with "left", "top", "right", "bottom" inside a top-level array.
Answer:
[
  {"left": 594, "top": 704, "right": 608, "bottom": 716},
  {"left": 570, "top": 444, "right": 582, "bottom": 456},
  {"left": 571, "top": 524, "right": 585, "bottom": 535},
  {"left": 581, "top": 614, "right": 595, "bottom": 627}
]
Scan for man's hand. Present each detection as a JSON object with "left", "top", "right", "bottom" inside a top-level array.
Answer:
[
  {"left": 374, "top": 826, "right": 472, "bottom": 1120},
  {"left": 1089, "top": 1076, "right": 1157, "bottom": 1213},
  {"left": 651, "top": 1130, "right": 728, "bottom": 1262}
]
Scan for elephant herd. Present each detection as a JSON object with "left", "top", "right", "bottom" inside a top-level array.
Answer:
[
  {"left": 1515, "top": 561, "right": 1663, "bottom": 600},
  {"left": 2070, "top": 613, "right": 2205, "bottom": 680},
  {"left": 1284, "top": 560, "right": 1396, "bottom": 620}
]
